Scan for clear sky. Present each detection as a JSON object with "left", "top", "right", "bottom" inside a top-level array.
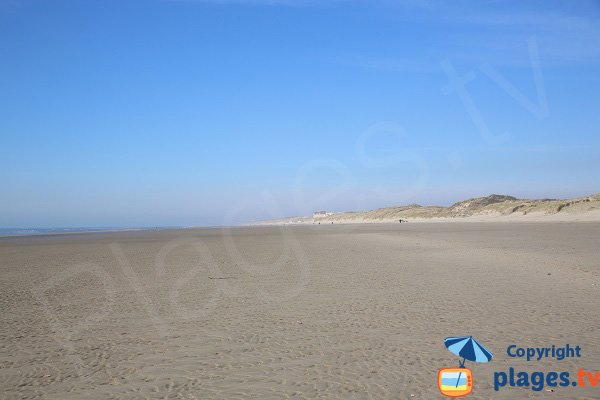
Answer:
[{"left": 1, "top": 0, "right": 599, "bottom": 227}]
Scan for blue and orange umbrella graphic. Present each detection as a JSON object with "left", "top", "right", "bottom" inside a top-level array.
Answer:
[{"left": 438, "top": 336, "right": 493, "bottom": 397}]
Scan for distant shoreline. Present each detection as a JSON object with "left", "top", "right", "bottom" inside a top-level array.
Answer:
[
  {"left": 0, "top": 225, "right": 245, "bottom": 239},
  {"left": 5, "top": 192, "right": 599, "bottom": 236},
  {"left": 0, "top": 227, "right": 172, "bottom": 238}
]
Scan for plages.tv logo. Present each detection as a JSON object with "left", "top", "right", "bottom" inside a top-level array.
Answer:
[{"left": 438, "top": 336, "right": 494, "bottom": 397}]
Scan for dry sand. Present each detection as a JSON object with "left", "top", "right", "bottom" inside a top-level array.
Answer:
[{"left": 1, "top": 223, "right": 599, "bottom": 399}]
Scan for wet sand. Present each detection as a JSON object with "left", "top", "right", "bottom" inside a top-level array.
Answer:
[{"left": 1, "top": 223, "right": 599, "bottom": 399}]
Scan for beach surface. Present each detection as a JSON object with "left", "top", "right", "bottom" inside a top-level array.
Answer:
[{"left": 1, "top": 223, "right": 599, "bottom": 399}]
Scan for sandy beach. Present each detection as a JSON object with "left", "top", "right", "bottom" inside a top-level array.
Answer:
[{"left": 1, "top": 223, "right": 599, "bottom": 399}]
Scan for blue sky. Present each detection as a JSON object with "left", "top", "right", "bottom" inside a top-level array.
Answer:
[{"left": 1, "top": 0, "right": 599, "bottom": 227}]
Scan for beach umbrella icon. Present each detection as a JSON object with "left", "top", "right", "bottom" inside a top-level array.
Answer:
[
  {"left": 445, "top": 336, "right": 493, "bottom": 367},
  {"left": 444, "top": 336, "right": 493, "bottom": 391}
]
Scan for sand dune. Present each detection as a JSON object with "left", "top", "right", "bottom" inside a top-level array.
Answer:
[
  {"left": 259, "top": 193, "right": 600, "bottom": 225},
  {"left": 1, "top": 223, "right": 599, "bottom": 399}
]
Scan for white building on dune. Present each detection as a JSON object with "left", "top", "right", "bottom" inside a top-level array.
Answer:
[{"left": 313, "top": 211, "right": 334, "bottom": 218}]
